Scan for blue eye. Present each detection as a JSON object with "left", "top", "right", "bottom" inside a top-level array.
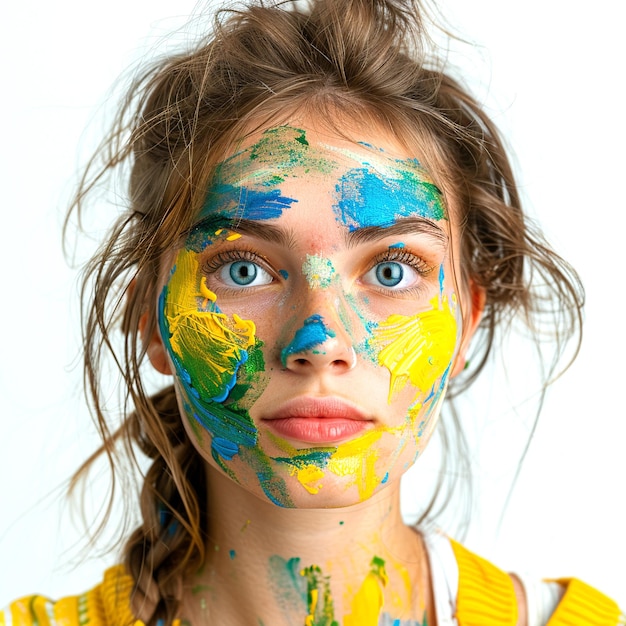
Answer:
[
  {"left": 220, "top": 260, "right": 273, "bottom": 287},
  {"left": 363, "top": 256, "right": 424, "bottom": 291},
  {"left": 375, "top": 262, "right": 404, "bottom": 287}
]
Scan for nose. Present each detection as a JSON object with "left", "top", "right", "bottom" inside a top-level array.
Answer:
[{"left": 281, "top": 314, "right": 356, "bottom": 373}]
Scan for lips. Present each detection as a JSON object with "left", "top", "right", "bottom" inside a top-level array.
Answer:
[{"left": 262, "top": 397, "right": 372, "bottom": 444}]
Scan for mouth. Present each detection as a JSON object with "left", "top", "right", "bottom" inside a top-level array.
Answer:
[{"left": 261, "top": 396, "right": 373, "bottom": 444}]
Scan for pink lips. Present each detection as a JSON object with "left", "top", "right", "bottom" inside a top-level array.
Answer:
[{"left": 262, "top": 397, "right": 372, "bottom": 444}]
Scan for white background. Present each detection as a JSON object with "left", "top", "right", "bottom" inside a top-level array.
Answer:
[{"left": 1, "top": 0, "right": 624, "bottom": 609}]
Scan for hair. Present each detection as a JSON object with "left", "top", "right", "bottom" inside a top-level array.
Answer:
[{"left": 66, "top": 0, "right": 584, "bottom": 623}]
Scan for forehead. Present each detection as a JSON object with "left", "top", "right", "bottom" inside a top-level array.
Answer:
[{"left": 197, "top": 125, "right": 448, "bottom": 229}]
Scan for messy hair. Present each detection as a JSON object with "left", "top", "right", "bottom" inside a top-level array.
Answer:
[{"left": 67, "top": 0, "right": 583, "bottom": 623}]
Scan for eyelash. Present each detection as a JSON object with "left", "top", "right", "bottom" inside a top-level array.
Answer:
[
  {"left": 201, "top": 248, "right": 272, "bottom": 278},
  {"left": 201, "top": 246, "right": 435, "bottom": 292},
  {"left": 370, "top": 248, "right": 434, "bottom": 276}
]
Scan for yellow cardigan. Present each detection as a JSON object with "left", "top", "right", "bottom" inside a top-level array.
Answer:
[{"left": 1, "top": 542, "right": 622, "bottom": 626}]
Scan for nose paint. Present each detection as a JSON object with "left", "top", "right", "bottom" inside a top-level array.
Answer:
[
  {"left": 302, "top": 255, "right": 336, "bottom": 289},
  {"left": 280, "top": 315, "right": 336, "bottom": 366}
]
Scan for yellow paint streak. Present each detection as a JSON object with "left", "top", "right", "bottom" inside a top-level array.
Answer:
[
  {"left": 226, "top": 232, "right": 242, "bottom": 241},
  {"left": 304, "top": 588, "right": 318, "bottom": 626},
  {"left": 328, "top": 430, "right": 383, "bottom": 501},
  {"left": 374, "top": 295, "right": 457, "bottom": 402},
  {"left": 165, "top": 249, "right": 255, "bottom": 379},
  {"left": 294, "top": 464, "right": 325, "bottom": 494},
  {"left": 343, "top": 558, "right": 388, "bottom": 626},
  {"left": 200, "top": 276, "right": 217, "bottom": 306}
]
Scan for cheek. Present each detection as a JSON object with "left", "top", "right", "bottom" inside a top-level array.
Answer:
[
  {"left": 159, "top": 248, "right": 259, "bottom": 404},
  {"left": 370, "top": 293, "right": 458, "bottom": 406}
]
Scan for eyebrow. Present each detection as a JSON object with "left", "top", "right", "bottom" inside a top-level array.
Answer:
[
  {"left": 344, "top": 217, "right": 448, "bottom": 248},
  {"left": 191, "top": 215, "right": 447, "bottom": 250},
  {"left": 191, "top": 216, "right": 297, "bottom": 249}
]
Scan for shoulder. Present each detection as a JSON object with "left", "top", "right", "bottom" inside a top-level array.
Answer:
[
  {"left": 421, "top": 530, "right": 623, "bottom": 626},
  {"left": 0, "top": 566, "right": 138, "bottom": 626}
]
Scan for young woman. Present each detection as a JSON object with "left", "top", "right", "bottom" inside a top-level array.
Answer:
[{"left": 1, "top": 0, "right": 622, "bottom": 624}]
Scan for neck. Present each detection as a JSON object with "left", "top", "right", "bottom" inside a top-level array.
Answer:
[{"left": 182, "top": 466, "right": 433, "bottom": 626}]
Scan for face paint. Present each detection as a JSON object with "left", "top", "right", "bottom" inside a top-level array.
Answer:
[
  {"left": 301, "top": 255, "right": 337, "bottom": 289},
  {"left": 157, "top": 124, "right": 462, "bottom": 508},
  {"left": 373, "top": 293, "right": 457, "bottom": 404},
  {"left": 159, "top": 248, "right": 259, "bottom": 463},
  {"left": 327, "top": 146, "right": 446, "bottom": 230},
  {"left": 281, "top": 315, "right": 336, "bottom": 367}
]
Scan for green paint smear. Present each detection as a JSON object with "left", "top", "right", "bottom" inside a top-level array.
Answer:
[
  {"left": 272, "top": 448, "right": 336, "bottom": 469},
  {"left": 232, "top": 126, "right": 337, "bottom": 181},
  {"left": 268, "top": 556, "right": 307, "bottom": 608},
  {"left": 239, "top": 447, "right": 294, "bottom": 507},
  {"left": 301, "top": 565, "right": 339, "bottom": 626}
]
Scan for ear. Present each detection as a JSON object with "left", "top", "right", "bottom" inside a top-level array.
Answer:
[
  {"left": 129, "top": 279, "right": 172, "bottom": 376},
  {"left": 450, "top": 280, "right": 486, "bottom": 378},
  {"left": 139, "top": 311, "right": 173, "bottom": 375}
]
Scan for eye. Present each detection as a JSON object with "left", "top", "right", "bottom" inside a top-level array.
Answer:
[
  {"left": 219, "top": 260, "right": 273, "bottom": 287},
  {"left": 364, "top": 261, "right": 418, "bottom": 290},
  {"left": 362, "top": 248, "right": 434, "bottom": 293}
]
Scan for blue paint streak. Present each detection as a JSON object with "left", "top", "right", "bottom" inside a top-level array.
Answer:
[
  {"left": 158, "top": 286, "right": 258, "bottom": 463},
  {"left": 389, "top": 242, "right": 405, "bottom": 248},
  {"left": 438, "top": 263, "right": 445, "bottom": 294},
  {"left": 197, "top": 182, "right": 298, "bottom": 237},
  {"left": 212, "top": 436, "right": 240, "bottom": 460},
  {"left": 229, "top": 549, "right": 236, "bottom": 560},
  {"left": 279, "top": 269, "right": 289, "bottom": 279},
  {"left": 280, "top": 315, "right": 336, "bottom": 366},
  {"left": 335, "top": 166, "right": 444, "bottom": 231}
]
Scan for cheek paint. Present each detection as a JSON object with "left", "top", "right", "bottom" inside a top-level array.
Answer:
[
  {"left": 280, "top": 315, "right": 336, "bottom": 366},
  {"left": 159, "top": 248, "right": 261, "bottom": 463},
  {"left": 372, "top": 295, "right": 457, "bottom": 403},
  {"left": 301, "top": 254, "right": 337, "bottom": 289}
]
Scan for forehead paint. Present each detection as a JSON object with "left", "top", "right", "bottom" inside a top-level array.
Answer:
[
  {"left": 197, "top": 126, "right": 338, "bottom": 225},
  {"left": 202, "top": 182, "right": 298, "bottom": 224},
  {"left": 301, "top": 254, "right": 336, "bottom": 289},
  {"left": 334, "top": 158, "right": 446, "bottom": 231},
  {"left": 280, "top": 315, "right": 336, "bottom": 367}
]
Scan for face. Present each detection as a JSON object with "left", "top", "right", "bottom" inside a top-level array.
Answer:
[{"left": 151, "top": 123, "right": 478, "bottom": 508}]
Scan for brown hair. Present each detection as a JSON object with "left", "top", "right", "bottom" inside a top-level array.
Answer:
[{"left": 67, "top": 0, "right": 583, "bottom": 623}]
